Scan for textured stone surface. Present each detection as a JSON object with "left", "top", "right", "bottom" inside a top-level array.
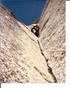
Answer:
[
  {"left": 39, "top": 0, "right": 65, "bottom": 83},
  {"left": 0, "top": 0, "right": 65, "bottom": 83},
  {"left": 0, "top": 5, "right": 54, "bottom": 83}
]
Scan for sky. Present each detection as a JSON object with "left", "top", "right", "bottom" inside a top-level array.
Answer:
[{"left": 1, "top": 0, "right": 46, "bottom": 25}]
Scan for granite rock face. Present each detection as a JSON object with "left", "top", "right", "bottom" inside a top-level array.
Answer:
[
  {"left": 39, "top": 0, "right": 65, "bottom": 83},
  {"left": 0, "top": 5, "right": 54, "bottom": 83},
  {"left": 0, "top": 0, "right": 65, "bottom": 83}
]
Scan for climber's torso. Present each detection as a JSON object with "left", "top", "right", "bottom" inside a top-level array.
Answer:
[{"left": 31, "top": 25, "right": 40, "bottom": 37}]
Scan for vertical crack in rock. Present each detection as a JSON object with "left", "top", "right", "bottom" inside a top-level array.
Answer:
[
  {"left": 0, "top": 0, "right": 65, "bottom": 83},
  {"left": 0, "top": 5, "right": 55, "bottom": 82},
  {"left": 38, "top": 0, "right": 65, "bottom": 82},
  {"left": 34, "top": 66, "right": 52, "bottom": 83},
  {"left": 37, "top": 40, "right": 57, "bottom": 83}
]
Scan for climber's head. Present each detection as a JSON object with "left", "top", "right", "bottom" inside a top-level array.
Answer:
[
  {"left": 33, "top": 25, "right": 40, "bottom": 31},
  {"left": 31, "top": 24, "right": 40, "bottom": 37}
]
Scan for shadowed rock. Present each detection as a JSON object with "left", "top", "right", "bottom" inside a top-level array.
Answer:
[
  {"left": 0, "top": 5, "right": 54, "bottom": 83},
  {"left": 0, "top": 0, "right": 65, "bottom": 83},
  {"left": 39, "top": 0, "right": 65, "bottom": 83}
]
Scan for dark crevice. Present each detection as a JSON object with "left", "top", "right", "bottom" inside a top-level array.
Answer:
[
  {"left": 34, "top": 66, "right": 52, "bottom": 83},
  {"left": 37, "top": 40, "right": 57, "bottom": 83}
]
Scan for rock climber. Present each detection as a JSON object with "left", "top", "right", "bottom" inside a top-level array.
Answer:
[{"left": 31, "top": 24, "right": 40, "bottom": 37}]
